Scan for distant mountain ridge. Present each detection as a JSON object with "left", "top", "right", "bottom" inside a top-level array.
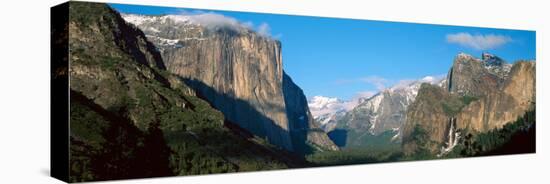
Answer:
[
  {"left": 309, "top": 75, "right": 444, "bottom": 149},
  {"left": 308, "top": 96, "right": 361, "bottom": 132},
  {"left": 344, "top": 76, "right": 445, "bottom": 135}
]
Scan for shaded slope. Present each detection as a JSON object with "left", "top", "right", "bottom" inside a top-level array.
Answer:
[{"left": 64, "top": 2, "right": 300, "bottom": 182}]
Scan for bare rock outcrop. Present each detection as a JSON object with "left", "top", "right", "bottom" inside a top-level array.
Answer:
[
  {"left": 123, "top": 14, "right": 337, "bottom": 152},
  {"left": 403, "top": 53, "right": 535, "bottom": 155}
]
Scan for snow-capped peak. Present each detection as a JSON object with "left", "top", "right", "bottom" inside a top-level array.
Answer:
[
  {"left": 389, "top": 75, "right": 444, "bottom": 92},
  {"left": 457, "top": 52, "right": 476, "bottom": 60},
  {"left": 164, "top": 15, "right": 192, "bottom": 24},
  {"left": 308, "top": 96, "right": 341, "bottom": 110},
  {"left": 308, "top": 96, "right": 348, "bottom": 119},
  {"left": 122, "top": 13, "right": 252, "bottom": 33},
  {"left": 481, "top": 52, "right": 495, "bottom": 60},
  {"left": 121, "top": 14, "right": 182, "bottom": 26},
  {"left": 479, "top": 52, "right": 512, "bottom": 77},
  {"left": 482, "top": 52, "right": 505, "bottom": 66}
]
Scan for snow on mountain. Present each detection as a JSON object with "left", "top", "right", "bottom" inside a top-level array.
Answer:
[
  {"left": 122, "top": 14, "right": 191, "bottom": 26},
  {"left": 308, "top": 96, "right": 369, "bottom": 118},
  {"left": 121, "top": 13, "right": 277, "bottom": 53},
  {"left": 386, "top": 75, "right": 445, "bottom": 107},
  {"left": 122, "top": 13, "right": 246, "bottom": 29},
  {"left": 308, "top": 96, "right": 343, "bottom": 115},
  {"left": 121, "top": 14, "right": 204, "bottom": 52},
  {"left": 308, "top": 96, "right": 346, "bottom": 129},
  {"left": 309, "top": 75, "right": 445, "bottom": 135},
  {"left": 308, "top": 95, "right": 369, "bottom": 132},
  {"left": 121, "top": 13, "right": 273, "bottom": 39},
  {"left": 121, "top": 14, "right": 156, "bottom": 26},
  {"left": 339, "top": 75, "right": 445, "bottom": 137},
  {"left": 481, "top": 52, "right": 512, "bottom": 78}
]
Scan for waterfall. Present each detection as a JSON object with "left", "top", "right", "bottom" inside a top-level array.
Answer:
[
  {"left": 447, "top": 118, "right": 455, "bottom": 148},
  {"left": 437, "top": 117, "right": 461, "bottom": 157}
]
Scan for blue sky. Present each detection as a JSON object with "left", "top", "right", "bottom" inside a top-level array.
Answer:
[{"left": 110, "top": 3, "right": 536, "bottom": 101}]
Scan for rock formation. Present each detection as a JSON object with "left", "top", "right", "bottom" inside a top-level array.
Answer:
[
  {"left": 322, "top": 76, "right": 442, "bottom": 148},
  {"left": 63, "top": 3, "right": 298, "bottom": 181},
  {"left": 122, "top": 14, "right": 337, "bottom": 152},
  {"left": 402, "top": 53, "right": 535, "bottom": 155}
]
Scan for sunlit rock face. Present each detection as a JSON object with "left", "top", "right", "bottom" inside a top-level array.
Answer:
[
  {"left": 320, "top": 76, "right": 442, "bottom": 149},
  {"left": 123, "top": 14, "right": 337, "bottom": 152},
  {"left": 403, "top": 53, "right": 535, "bottom": 155}
]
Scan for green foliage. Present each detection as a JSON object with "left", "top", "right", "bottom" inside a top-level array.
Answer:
[
  {"left": 306, "top": 147, "right": 402, "bottom": 166},
  {"left": 69, "top": 92, "right": 173, "bottom": 182},
  {"left": 346, "top": 130, "right": 401, "bottom": 149},
  {"left": 409, "top": 124, "right": 437, "bottom": 160},
  {"left": 70, "top": 102, "right": 109, "bottom": 148},
  {"left": 309, "top": 129, "right": 402, "bottom": 166},
  {"left": 445, "top": 109, "right": 536, "bottom": 158},
  {"left": 69, "top": 1, "right": 114, "bottom": 26},
  {"left": 472, "top": 109, "right": 534, "bottom": 155},
  {"left": 167, "top": 136, "right": 237, "bottom": 175},
  {"left": 441, "top": 94, "right": 478, "bottom": 116},
  {"left": 461, "top": 95, "right": 478, "bottom": 105},
  {"left": 99, "top": 55, "right": 120, "bottom": 69},
  {"left": 67, "top": 2, "right": 291, "bottom": 181}
]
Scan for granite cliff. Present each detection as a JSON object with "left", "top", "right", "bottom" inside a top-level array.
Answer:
[
  {"left": 309, "top": 76, "right": 442, "bottom": 149},
  {"left": 63, "top": 2, "right": 300, "bottom": 181},
  {"left": 122, "top": 14, "right": 337, "bottom": 152},
  {"left": 402, "top": 53, "right": 535, "bottom": 156}
]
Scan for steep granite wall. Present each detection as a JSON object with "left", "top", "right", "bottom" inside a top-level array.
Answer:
[
  {"left": 123, "top": 14, "right": 337, "bottom": 152},
  {"left": 283, "top": 73, "right": 339, "bottom": 152},
  {"left": 166, "top": 28, "right": 293, "bottom": 151},
  {"left": 403, "top": 53, "right": 535, "bottom": 155}
]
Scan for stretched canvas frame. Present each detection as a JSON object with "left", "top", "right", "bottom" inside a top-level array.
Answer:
[{"left": 51, "top": 1, "right": 536, "bottom": 182}]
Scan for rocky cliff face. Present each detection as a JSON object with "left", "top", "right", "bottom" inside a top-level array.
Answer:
[
  {"left": 65, "top": 3, "right": 297, "bottom": 181},
  {"left": 68, "top": 3, "right": 188, "bottom": 130},
  {"left": 444, "top": 53, "right": 510, "bottom": 96},
  {"left": 122, "top": 14, "right": 337, "bottom": 152},
  {"left": 455, "top": 60, "right": 535, "bottom": 132},
  {"left": 283, "top": 73, "right": 339, "bottom": 152},
  {"left": 340, "top": 84, "right": 418, "bottom": 136},
  {"left": 403, "top": 53, "right": 535, "bottom": 156},
  {"left": 324, "top": 76, "right": 442, "bottom": 148},
  {"left": 308, "top": 96, "right": 356, "bottom": 133},
  {"left": 402, "top": 84, "right": 459, "bottom": 154}
]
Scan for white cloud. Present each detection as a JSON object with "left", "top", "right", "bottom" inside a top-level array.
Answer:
[
  {"left": 360, "top": 76, "right": 389, "bottom": 91},
  {"left": 308, "top": 91, "right": 377, "bottom": 117},
  {"left": 391, "top": 79, "right": 417, "bottom": 89},
  {"left": 419, "top": 74, "right": 446, "bottom": 83},
  {"left": 167, "top": 11, "right": 274, "bottom": 38},
  {"left": 334, "top": 74, "right": 445, "bottom": 102},
  {"left": 242, "top": 21, "right": 254, "bottom": 29},
  {"left": 355, "top": 91, "right": 377, "bottom": 99},
  {"left": 186, "top": 13, "right": 243, "bottom": 31},
  {"left": 257, "top": 23, "right": 271, "bottom": 37},
  {"left": 446, "top": 32, "right": 512, "bottom": 50},
  {"left": 390, "top": 74, "right": 446, "bottom": 90},
  {"left": 341, "top": 91, "right": 376, "bottom": 110}
]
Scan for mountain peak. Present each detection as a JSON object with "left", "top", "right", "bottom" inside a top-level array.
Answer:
[
  {"left": 481, "top": 52, "right": 506, "bottom": 66},
  {"left": 122, "top": 13, "right": 273, "bottom": 40},
  {"left": 308, "top": 96, "right": 343, "bottom": 114},
  {"left": 481, "top": 52, "right": 495, "bottom": 60},
  {"left": 456, "top": 52, "right": 476, "bottom": 60}
]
